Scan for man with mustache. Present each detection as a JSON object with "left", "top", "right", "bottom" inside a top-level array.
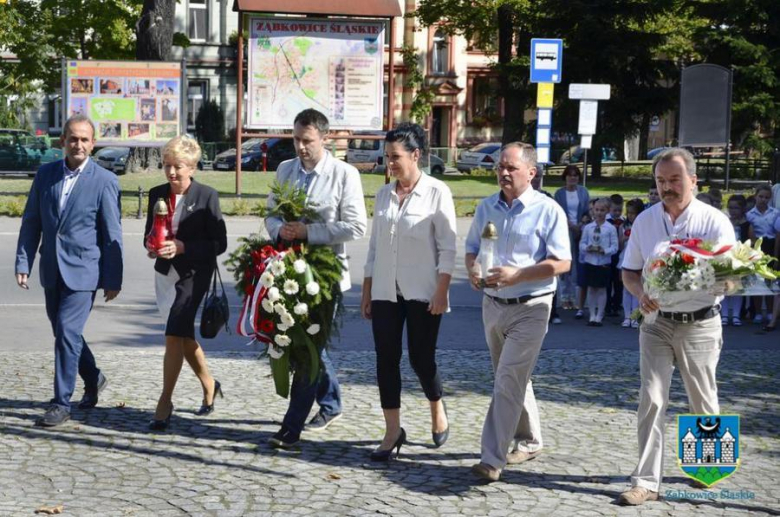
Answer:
[
  {"left": 465, "top": 142, "right": 571, "bottom": 481},
  {"left": 618, "top": 148, "right": 735, "bottom": 505}
]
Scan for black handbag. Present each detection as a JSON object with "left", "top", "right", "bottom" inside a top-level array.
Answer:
[{"left": 200, "top": 262, "right": 230, "bottom": 339}]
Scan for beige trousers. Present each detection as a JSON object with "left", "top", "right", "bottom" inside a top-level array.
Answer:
[
  {"left": 631, "top": 315, "right": 722, "bottom": 492},
  {"left": 480, "top": 294, "right": 552, "bottom": 469}
]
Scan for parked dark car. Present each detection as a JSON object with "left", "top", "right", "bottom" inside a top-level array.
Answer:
[
  {"left": 0, "top": 129, "right": 62, "bottom": 176},
  {"left": 94, "top": 147, "right": 130, "bottom": 174},
  {"left": 212, "top": 138, "right": 297, "bottom": 171},
  {"left": 558, "top": 146, "right": 618, "bottom": 165}
]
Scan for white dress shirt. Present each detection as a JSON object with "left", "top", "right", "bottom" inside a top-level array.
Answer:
[
  {"left": 364, "top": 173, "right": 457, "bottom": 302},
  {"left": 579, "top": 221, "right": 618, "bottom": 266},
  {"left": 60, "top": 158, "right": 90, "bottom": 211},
  {"left": 565, "top": 190, "right": 579, "bottom": 223},
  {"left": 622, "top": 198, "right": 736, "bottom": 312}
]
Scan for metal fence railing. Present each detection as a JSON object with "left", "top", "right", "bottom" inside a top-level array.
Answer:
[{"left": 430, "top": 147, "right": 460, "bottom": 166}]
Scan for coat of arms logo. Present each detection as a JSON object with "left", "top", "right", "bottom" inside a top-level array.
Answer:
[{"left": 678, "top": 414, "right": 740, "bottom": 488}]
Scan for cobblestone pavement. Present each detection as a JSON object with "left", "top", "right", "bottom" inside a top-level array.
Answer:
[{"left": 1, "top": 348, "right": 778, "bottom": 517}]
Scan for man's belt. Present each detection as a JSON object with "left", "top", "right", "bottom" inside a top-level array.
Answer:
[
  {"left": 487, "top": 292, "right": 554, "bottom": 305},
  {"left": 658, "top": 305, "right": 720, "bottom": 324}
]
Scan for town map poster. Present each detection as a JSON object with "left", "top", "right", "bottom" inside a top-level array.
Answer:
[
  {"left": 247, "top": 17, "right": 385, "bottom": 130},
  {"left": 65, "top": 60, "right": 184, "bottom": 145}
]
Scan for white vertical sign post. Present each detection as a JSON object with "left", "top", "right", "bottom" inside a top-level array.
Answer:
[{"left": 568, "top": 83, "right": 611, "bottom": 187}]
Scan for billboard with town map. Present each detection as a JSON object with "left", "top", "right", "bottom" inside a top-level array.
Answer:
[
  {"left": 64, "top": 60, "right": 184, "bottom": 146},
  {"left": 247, "top": 17, "right": 385, "bottom": 130}
]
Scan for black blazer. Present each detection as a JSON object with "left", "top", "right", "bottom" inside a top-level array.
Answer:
[{"left": 144, "top": 180, "right": 228, "bottom": 275}]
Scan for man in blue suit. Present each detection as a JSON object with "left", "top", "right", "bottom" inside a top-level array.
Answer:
[{"left": 15, "top": 115, "right": 123, "bottom": 427}]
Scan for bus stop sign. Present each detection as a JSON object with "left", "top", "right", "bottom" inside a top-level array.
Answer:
[{"left": 530, "top": 39, "right": 563, "bottom": 83}]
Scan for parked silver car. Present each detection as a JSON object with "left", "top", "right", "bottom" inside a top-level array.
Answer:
[
  {"left": 456, "top": 142, "right": 501, "bottom": 173},
  {"left": 373, "top": 148, "right": 446, "bottom": 176}
]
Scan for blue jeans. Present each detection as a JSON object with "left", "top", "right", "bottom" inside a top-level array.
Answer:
[
  {"left": 44, "top": 277, "right": 101, "bottom": 412},
  {"left": 281, "top": 347, "right": 341, "bottom": 435}
]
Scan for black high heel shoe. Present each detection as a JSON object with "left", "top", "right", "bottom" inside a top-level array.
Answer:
[
  {"left": 149, "top": 404, "right": 174, "bottom": 431},
  {"left": 370, "top": 428, "right": 406, "bottom": 462},
  {"left": 432, "top": 399, "right": 449, "bottom": 448},
  {"left": 195, "top": 379, "right": 223, "bottom": 416}
]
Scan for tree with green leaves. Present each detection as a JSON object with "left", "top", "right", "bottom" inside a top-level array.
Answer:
[
  {"left": 0, "top": 0, "right": 142, "bottom": 128},
  {"left": 687, "top": 0, "right": 779, "bottom": 155},
  {"left": 195, "top": 99, "right": 226, "bottom": 143},
  {"left": 415, "top": 0, "right": 679, "bottom": 176}
]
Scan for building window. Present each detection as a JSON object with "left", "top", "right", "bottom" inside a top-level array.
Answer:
[
  {"left": 189, "top": 0, "right": 208, "bottom": 42},
  {"left": 472, "top": 76, "right": 499, "bottom": 119},
  {"left": 431, "top": 30, "right": 449, "bottom": 75},
  {"left": 187, "top": 80, "right": 208, "bottom": 129}
]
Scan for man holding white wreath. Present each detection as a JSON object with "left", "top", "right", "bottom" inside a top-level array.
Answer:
[{"left": 264, "top": 108, "right": 367, "bottom": 448}]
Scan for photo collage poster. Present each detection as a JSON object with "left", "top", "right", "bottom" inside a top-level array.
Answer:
[{"left": 66, "top": 60, "right": 182, "bottom": 145}]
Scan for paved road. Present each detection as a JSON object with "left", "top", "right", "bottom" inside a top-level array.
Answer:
[
  {"left": 1, "top": 217, "right": 776, "bottom": 353},
  {"left": 1, "top": 349, "right": 777, "bottom": 516},
  {"left": 1, "top": 216, "right": 778, "bottom": 516}
]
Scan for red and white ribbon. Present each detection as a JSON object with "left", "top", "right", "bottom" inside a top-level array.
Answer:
[{"left": 669, "top": 242, "right": 733, "bottom": 259}]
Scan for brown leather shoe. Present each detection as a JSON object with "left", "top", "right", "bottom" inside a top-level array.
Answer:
[
  {"left": 617, "top": 486, "right": 659, "bottom": 505},
  {"left": 506, "top": 449, "right": 542, "bottom": 465},
  {"left": 470, "top": 462, "right": 501, "bottom": 482}
]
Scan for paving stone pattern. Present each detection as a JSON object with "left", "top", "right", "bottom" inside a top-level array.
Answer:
[{"left": 1, "top": 349, "right": 778, "bottom": 516}]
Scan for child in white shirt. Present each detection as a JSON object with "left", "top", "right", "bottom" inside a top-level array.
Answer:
[{"left": 579, "top": 198, "right": 618, "bottom": 326}]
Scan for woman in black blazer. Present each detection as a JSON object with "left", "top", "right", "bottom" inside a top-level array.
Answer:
[{"left": 144, "top": 135, "right": 228, "bottom": 430}]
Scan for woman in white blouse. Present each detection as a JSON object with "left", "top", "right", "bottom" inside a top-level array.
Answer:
[{"left": 361, "top": 123, "right": 457, "bottom": 461}]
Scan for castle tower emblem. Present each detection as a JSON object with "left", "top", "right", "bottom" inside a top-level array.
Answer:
[{"left": 677, "top": 414, "right": 741, "bottom": 488}]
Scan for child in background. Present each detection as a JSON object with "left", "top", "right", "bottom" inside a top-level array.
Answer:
[
  {"left": 747, "top": 185, "right": 778, "bottom": 324},
  {"left": 696, "top": 192, "right": 713, "bottom": 206},
  {"left": 620, "top": 199, "right": 644, "bottom": 328},
  {"left": 722, "top": 195, "right": 750, "bottom": 326},
  {"left": 746, "top": 195, "right": 756, "bottom": 213},
  {"left": 645, "top": 186, "right": 660, "bottom": 209},
  {"left": 579, "top": 198, "right": 618, "bottom": 326},
  {"left": 709, "top": 187, "right": 723, "bottom": 210},
  {"left": 743, "top": 194, "right": 757, "bottom": 321},
  {"left": 575, "top": 200, "right": 596, "bottom": 319},
  {"left": 606, "top": 194, "right": 625, "bottom": 317}
]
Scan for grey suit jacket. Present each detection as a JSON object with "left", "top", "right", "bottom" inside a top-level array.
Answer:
[{"left": 265, "top": 151, "right": 367, "bottom": 291}]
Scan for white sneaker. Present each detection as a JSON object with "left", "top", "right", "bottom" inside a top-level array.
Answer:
[
  {"left": 631, "top": 320, "right": 639, "bottom": 328},
  {"left": 753, "top": 314, "right": 763, "bottom": 324},
  {"left": 621, "top": 318, "right": 631, "bottom": 328},
  {"left": 721, "top": 316, "right": 729, "bottom": 326},
  {"left": 551, "top": 316, "right": 562, "bottom": 325},
  {"left": 732, "top": 317, "right": 742, "bottom": 326}
]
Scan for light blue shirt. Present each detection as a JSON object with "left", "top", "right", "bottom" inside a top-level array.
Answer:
[
  {"left": 60, "top": 157, "right": 89, "bottom": 211},
  {"left": 746, "top": 206, "right": 779, "bottom": 239},
  {"left": 466, "top": 187, "right": 572, "bottom": 298}
]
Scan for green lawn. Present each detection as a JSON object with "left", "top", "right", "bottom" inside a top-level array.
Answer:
[{"left": 0, "top": 170, "right": 657, "bottom": 217}]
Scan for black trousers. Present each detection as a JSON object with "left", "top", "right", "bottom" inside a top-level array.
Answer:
[{"left": 372, "top": 298, "right": 443, "bottom": 409}]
